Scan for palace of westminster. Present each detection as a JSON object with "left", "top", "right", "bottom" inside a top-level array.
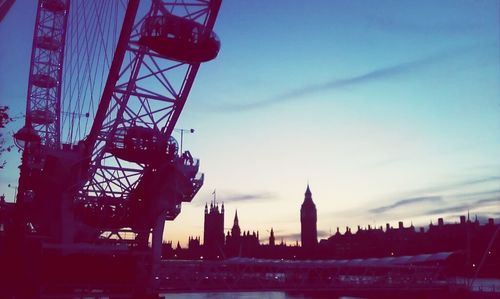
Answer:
[{"left": 161, "top": 185, "right": 499, "bottom": 277}]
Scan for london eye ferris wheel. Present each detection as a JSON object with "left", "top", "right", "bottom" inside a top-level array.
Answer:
[{"left": 11, "top": 0, "right": 222, "bottom": 266}]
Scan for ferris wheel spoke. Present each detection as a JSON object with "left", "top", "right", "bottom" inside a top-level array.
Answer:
[
  {"left": 117, "top": 55, "right": 141, "bottom": 84},
  {"left": 117, "top": 88, "right": 176, "bottom": 103},
  {"left": 134, "top": 60, "right": 183, "bottom": 86},
  {"left": 102, "top": 169, "right": 135, "bottom": 193},
  {"left": 146, "top": 56, "right": 185, "bottom": 97},
  {"left": 180, "top": 6, "right": 208, "bottom": 22},
  {"left": 114, "top": 158, "right": 141, "bottom": 190}
]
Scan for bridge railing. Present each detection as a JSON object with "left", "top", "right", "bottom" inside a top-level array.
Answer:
[{"left": 157, "top": 259, "right": 450, "bottom": 292}]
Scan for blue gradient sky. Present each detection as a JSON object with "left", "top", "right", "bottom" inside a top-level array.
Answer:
[{"left": 1, "top": 1, "right": 499, "bottom": 246}]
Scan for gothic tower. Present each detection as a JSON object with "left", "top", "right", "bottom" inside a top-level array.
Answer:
[
  {"left": 300, "top": 184, "right": 317, "bottom": 251},
  {"left": 225, "top": 210, "right": 242, "bottom": 256},
  {"left": 269, "top": 228, "right": 275, "bottom": 246},
  {"left": 231, "top": 210, "right": 241, "bottom": 238},
  {"left": 203, "top": 200, "right": 225, "bottom": 258}
]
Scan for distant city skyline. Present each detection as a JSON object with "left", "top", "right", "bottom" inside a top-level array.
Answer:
[
  {"left": 163, "top": 185, "right": 498, "bottom": 281},
  {"left": 1, "top": 1, "right": 499, "bottom": 247},
  {"left": 167, "top": 186, "right": 498, "bottom": 247}
]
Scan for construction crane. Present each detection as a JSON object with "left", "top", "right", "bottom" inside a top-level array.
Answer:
[{"left": 4, "top": 0, "right": 222, "bottom": 297}]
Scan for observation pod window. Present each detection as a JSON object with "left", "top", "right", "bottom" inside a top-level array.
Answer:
[
  {"left": 37, "top": 36, "right": 61, "bottom": 51},
  {"left": 139, "top": 14, "right": 220, "bottom": 63},
  {"left": 30, "top": 109, "right": 56, "bottom": 125},
  {"left": 111, "top": 126, "right": 178, "bottom": 164},
  {"left": 32, "top": 74, "right": 57, "bottom": 88},
  {"left": 41, "top": 0, "right": 66, "bottom": 12}
]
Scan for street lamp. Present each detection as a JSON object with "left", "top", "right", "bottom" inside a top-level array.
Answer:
[
  {"left": 174, "top": 128, "right": 195, "bottom": 154},
  {"left": 7, "top": 184, "right": 17, "bottom": 202},
  {"left": 13, "top": 125, "right": 40, "bottom": 150}
]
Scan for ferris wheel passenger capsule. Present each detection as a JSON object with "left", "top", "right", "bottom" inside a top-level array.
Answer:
[
  {"left": 110, "top": 126, "right": 175, "bottom": 164},
  {"left": 32, "top": 73, "right": 57, "bottom": 89},
  {"left": 139, "top": 14, "right": 220, "bottom": 63},
  {"left": 41, "top": 0, "right": 66, "bottom": 12},
  {"left": 30, "top": 109, "right": 56, "bottom": 125},
  {"left": 36, "top": 36, "right": 61, "bottom": 51}
]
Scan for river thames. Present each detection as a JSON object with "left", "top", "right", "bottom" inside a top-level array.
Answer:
[{"left": 163, "top": 293, "right": 363, "bottom": 299}]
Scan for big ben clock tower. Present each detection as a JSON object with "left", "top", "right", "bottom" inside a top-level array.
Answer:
[{"left": 300, "top": 184, "right": 318, "bottom": 252}]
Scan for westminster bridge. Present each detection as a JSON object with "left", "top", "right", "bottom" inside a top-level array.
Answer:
[{"left": 155, "top": 252, "right": 480, "bottom": 297}]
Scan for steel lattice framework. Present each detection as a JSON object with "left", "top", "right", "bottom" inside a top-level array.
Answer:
[
  {"left": 25, "top": 0, "right": 69, "bottom": 148},
  {"left": 15, "top": 0, "right": 221, "bottom": 244},
  {"left": 81, "top": 0, "right": 220, "bottom": 202},
  {"left": 8, "top": 0, "right": 222, "bottom": 296},
  {"left": 14, "top": 0, "right": 222, "bottom": 254}
]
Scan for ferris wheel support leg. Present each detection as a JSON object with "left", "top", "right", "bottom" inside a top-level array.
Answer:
[
  {"left": 59, "top": 191, "right": 75, "bottom": 245},
  {"left": 150, "top": 215, "right": 166, "bottom": 292}
]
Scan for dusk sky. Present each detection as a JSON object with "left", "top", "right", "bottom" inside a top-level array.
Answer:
[{"left": 0, "top": 1, "right": 499, "bottom": 247}]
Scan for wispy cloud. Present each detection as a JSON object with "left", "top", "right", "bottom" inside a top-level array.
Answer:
[
  {"left": 276, "top": 232, "right": 301, "bottom": 242},
  {"left": 476, "top": 197, "right": 500, "bottom": 205},
  {"left": 409, "top": 176, "right": 500, "bottom": 195},
  {"left": 222, "top": 192, "right": 275, "bottom": 203},
  {"left": 214, "top": 44, "right": 490, "bottom": 111},
  {"left": 453, "top": 189, "right": 500, "bottom": 199},
  {"left": 421, "top": 196, "right": 499, "bottom": 217},
  {"left": 328, "top": 176, "right": 500, "bottom": 223},
  {"left": 361, "top": 141, "right": 492, "bottom": 172},
  {"left": 425, "top": 204, "right": 472, "bottom": 216},
  {"left": 365, "top": 15, "right": 483, "bottom": 36},
  {"left": 370, "top": 196, "right": 442, "bottom": 214},
  {"left": 193, "top": 191, "right": 274, "bottom": 206}
]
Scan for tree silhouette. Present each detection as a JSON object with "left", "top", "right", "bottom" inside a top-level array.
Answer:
[{"left": 0, "top": 106, "right": 15, "bottom": 169}]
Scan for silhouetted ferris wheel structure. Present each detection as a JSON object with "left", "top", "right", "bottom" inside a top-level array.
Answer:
[{"left": 11, "top": 0, "right": 221, "bottom": 296}]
